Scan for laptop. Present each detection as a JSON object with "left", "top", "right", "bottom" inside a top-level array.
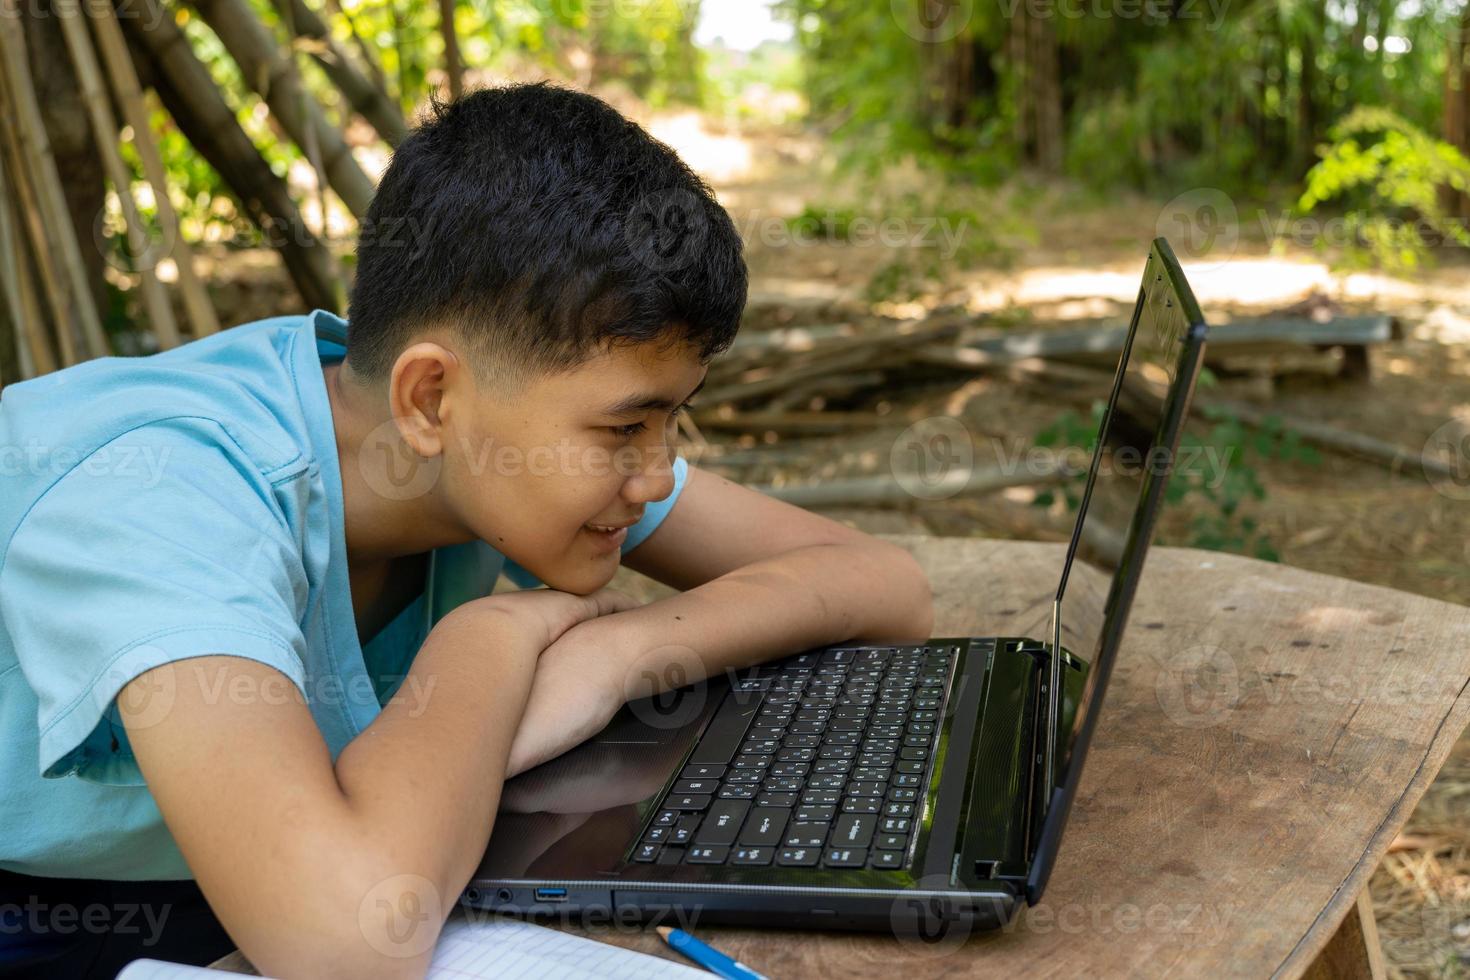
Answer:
[{"left": 463, "top": 237, "right": 1210, "bottom": 934}]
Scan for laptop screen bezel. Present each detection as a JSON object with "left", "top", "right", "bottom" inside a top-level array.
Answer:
[{"left": 1025, "top": 237, "right": 1210, "bottom": 905}]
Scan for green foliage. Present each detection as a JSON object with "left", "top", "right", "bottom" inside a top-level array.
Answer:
[
  {"left": 1030, "top": 374, "right": 1322, "bottom": 563},
  {"left": 1295, "top": 107, "right": 1470, "bottom": 273}
]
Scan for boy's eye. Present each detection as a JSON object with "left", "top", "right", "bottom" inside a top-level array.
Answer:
[{"left": 611, "top": 400, "right": 694, "bottom": 439}]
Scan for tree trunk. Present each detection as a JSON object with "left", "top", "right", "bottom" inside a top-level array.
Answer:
[
  {"left": 1008, "top": 2, "right": 1063, "bottom": 173},
  {"left": 184, "top": 0, "right": 376, "bottom": 217},
  {"left": 271, "top": 0, "right": 407, "bottom": 146},
  {"left": 120, "top": 0, "right": 344, "bottom": 312},
  {"left": 438, "top": 0, "right": 462, "bottom": 99},
  {"left": 1442, "top": 9, "right": 1470, "bottom": 224}
]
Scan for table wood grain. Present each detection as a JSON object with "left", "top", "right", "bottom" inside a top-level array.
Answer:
[{"left": 211, "top": 535, "right": 1470, "bottom": 978}]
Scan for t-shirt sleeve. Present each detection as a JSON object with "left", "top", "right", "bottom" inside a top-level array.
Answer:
[
  {"left": 0, "top": 421, "right": 311, "bottom": 786},
  {"left": 500, "top": 454, "right": 690, "bottom": 589}
]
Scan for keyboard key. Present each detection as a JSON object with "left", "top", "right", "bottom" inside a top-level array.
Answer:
[
  {"left": 732, "top": 754, "right": 770, "bottom": 770},
  {"left": 781, "top": 734, "right": 820, "bottom": 749},
  {"left": 888, "top": 788, "right": 918, "bottom": 802},
  {"left": 644, "top": 826, "right": 669, "bottom": 843},
  {"left": 688, "top": 691, "right": 758, "bottom": 766},
  {"left": 742, "top": 739, "right": 780, "bottom": 755},
  {"left": 896, "top": 761, "right": 925, "bottom": 774},
  {"left": 667, "top": 795, "right": 711, "bottom": 810},
  {"left": 681, "top": 764, "right": 725, "bottom": 780},
  {"left": 718, "top": 784, "right": 757, "bottom": 799},
  {"left": 796, "top": 805, "right": 836, "bottom": 822},
  {"left": 732, "top": 846, "right": 774, "bottom": 866},
  {"left": 884, "top": 802, "right": 915, "bottom": 818},
  {"left": 893, "top": 774, "right": 922, "bottom": 788},
  {"left": 634, "top": 843, "right": 661, "bottom": 862},
  {"left": 657, "top": 845, "right": 686, "bottom": 865},
  {"left": 654, "top": 809, "right": 680, "bottom": 826},
  {"left": 757, "top": 792, "right": 798, "bottom": 807},
  {"left": 673, "top": 779, "right": 719, "bottom": 795},
  {"left": 726, "top": 771, "right": 763, "bottom": 784},
  {"left": 870, "top": 850, "right": 905, "bottom": 869},
  {"left": 899, "top": 747, "right": 930, "bottom": 762},
  {"left": 874, "top": 833, "right": 907, "bottom": 849},
  {"left": 672, "top": 816, "right": 701, "bottom": 844},
  {"left": 695, "top": 800, "right": 749, "bottom": 845},
  {"left": 813, "top": 760, "right": 851, "bottom": 774},
  {"left": 686, "top": 845, "right": 729, "bottom": 864},
  {"left": 846, "top": 781, "right": 887, "bottom": 797},
  {"left": 777, "top": 747, "right": 816, "bottom": 763},
  {"left": 777, "top": 847, "right": 821, "bottom": 867},
  {"left": 801, "top": 791, "right": 840, "bottom": 807},
  {"left": 819, "top": 745, "right": 855, "bottom": 760},
  {"left": 783, "top": 822, "right": 829, "bottom": 848},
  {"left": 762, "top": 776, "right": 804, "bottom": 793},
  {"left": 822, "top": 847, "right": 867, "bottom": 868},
  {"left": 881, "top": 817, "right": 911, "bottom": 834},
  {"left": 903, "top": 734, "right": 931, "bottom": 747},
  {"left": 833, "top": 813, "right": 876, "bottom": 848},
  {"left": 842, "top": 797, "right": 880, "bottom": 813},
  {"left": 738, "top": 807, "right": 789, "bottom": 847}
]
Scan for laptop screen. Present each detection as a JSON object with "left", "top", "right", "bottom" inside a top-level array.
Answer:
[{"left": 1050, "top": 245, "right": 1198, "bottom": 784}]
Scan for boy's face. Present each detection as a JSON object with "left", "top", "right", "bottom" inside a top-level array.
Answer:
[{"left": 444, "top": 337, "right": 706, "bottom": 596}]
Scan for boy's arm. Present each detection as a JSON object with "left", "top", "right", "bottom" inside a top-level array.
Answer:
[
  {"left": 501, "top": 464, "right": 935, "bottom": 776},
  {"left": 623, "top": 462, "right": 934, "bottom": 635},
  {"left": 122, "top": 600, "right": 539, "bottom": 980}
]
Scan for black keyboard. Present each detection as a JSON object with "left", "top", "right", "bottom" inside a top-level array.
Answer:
[{"left": 630, "top": 644, "right": 959, "bottom": 871}]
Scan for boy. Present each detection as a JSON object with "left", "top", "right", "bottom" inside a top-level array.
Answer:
[{"left": 0, "top": 83, "right": 933, "bottom": 978}]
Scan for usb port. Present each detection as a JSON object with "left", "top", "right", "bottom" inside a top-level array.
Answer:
[{"left": 533, "top": 888, "right": 567, "bottom": 903}]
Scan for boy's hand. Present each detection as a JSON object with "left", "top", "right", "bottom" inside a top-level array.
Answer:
[
  {"left": 464, "top": 586, "right": 641, "bottom": 654},
  {"left": 505, "top": 614, "right": 638, "bottom": 778}
]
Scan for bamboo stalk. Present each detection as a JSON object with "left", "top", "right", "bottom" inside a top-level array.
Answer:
[
  {"left": 5, "top": 201, "right": 59, "bottom": 378},
  {"left": 0, "top": 0, "right": 110, "bottom": 359},
  {"left": 272, "top": 0, "right": 407, "bottom": 145},
  {"left": 323, "top": 0, "right": 390, "bottom": 97},
  {"left": 0, "top": 169, "right": 33, "bottom": 381},
  {"left": 184, "top": 0, "right": 376, "bottom": 218},
  {"left": 0, "top": 139, "right": 57, "bottom": 378},
  {"left": 121, "top": 0, "right": 344, "bottom": 311},
  {"left": 0, "top": 64, "right": 80, "bottom": 366},
  {"left": 85, "top": 0, "right": 220, "bottom": 337},
  {"left": 276, "top": 0, "right": 346, "bottom": 311},
  {"left": 55, "top": 0, "right": 181, "bottom": 350}
]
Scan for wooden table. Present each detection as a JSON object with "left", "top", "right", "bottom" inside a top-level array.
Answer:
[{"left": 212, "top": 536, "right": 1470, "bottom": 978}]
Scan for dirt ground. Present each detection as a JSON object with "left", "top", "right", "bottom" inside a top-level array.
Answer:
[{"left": 159, "top": 109, "right": 1469, "bottom": 977}]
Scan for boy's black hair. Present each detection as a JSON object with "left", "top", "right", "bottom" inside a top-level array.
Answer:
[{"left": 345, "top": 82, "right": 747, "bottom": 393}]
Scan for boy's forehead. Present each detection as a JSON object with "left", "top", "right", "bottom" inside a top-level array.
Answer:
[{"left": 537, "top": 337, "right": 706, "bottom": 407}]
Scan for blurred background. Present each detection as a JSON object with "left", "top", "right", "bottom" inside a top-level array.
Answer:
[{"left": 0, "top": 0, "right": 1467, "bottom": 973}]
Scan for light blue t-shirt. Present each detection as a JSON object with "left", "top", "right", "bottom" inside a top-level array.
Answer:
[{"left": 0, "top": 309, "right": 688, "bottom": 880}]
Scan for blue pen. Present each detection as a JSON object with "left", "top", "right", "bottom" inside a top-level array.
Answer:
[{"left": 655, "top": 925, "right": 768, "bottom": 980}]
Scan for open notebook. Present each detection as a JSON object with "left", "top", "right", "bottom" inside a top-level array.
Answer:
[{"left": 114, "top": 915, "right": 708, "bottom": 979}]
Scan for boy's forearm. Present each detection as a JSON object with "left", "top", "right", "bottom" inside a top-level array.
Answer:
[
  {"left": 332, "top": 605, "right": 540, "bottom": 902},
  {"left": 609, "top": 540, "right": 934, "bottom": 696}
]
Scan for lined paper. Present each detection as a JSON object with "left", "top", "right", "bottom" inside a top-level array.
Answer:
[{"left": 116, "top": 916, "right": 706, "bottom": 979}]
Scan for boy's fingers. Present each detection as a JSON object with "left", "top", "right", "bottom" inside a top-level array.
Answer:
[{"left": 586, "top": 587, "right": 641, "bottom": 617}]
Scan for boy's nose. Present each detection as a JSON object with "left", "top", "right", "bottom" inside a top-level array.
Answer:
[{"left": 623, "top": 441, "right": 678, "bottom": 504}]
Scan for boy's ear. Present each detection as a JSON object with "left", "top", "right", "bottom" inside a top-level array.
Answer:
[{"left": 388, "top": 342, "right": 459, "bottom": 456}]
